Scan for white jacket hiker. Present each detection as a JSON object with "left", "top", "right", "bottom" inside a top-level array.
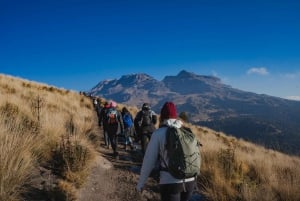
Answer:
[
  {"left": 136, "top": 102, "right": 196, "bottom": 201},
  {"left": 137, "top": 118, "right": 195, "bottom": 190}
]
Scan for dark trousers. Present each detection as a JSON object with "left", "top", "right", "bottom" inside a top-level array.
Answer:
[
  {"left": 124, "top": 126, "right": 134, "bottom": 145},
  {"left": 107, "top": 133, "right": 118, "bottom": 153},
  {"left": 160, "top": 180, "right": 196, "bottom": 201},
  {"left": 107, "top": 124, "right": 119, "bottom": 154},
  {"left": 103, "top": 129, "right": 110, "bottom": 147},
  {"left": 141, "top": 133, "right": 151, "bottom": 154}
]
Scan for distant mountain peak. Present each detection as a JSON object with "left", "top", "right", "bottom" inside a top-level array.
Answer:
[
  {"left": 123, "top": 73, "right": 152, "bottom": 79},
  {"left": 175, "top": 70, "right": 221, "bottom": 83},
  {"left": 177, "top": 70, "right": 196, "bottom": 78},
  {"left": 136, "top": 73, "right": 153, "bottom": 80},
  {"left": 119, "top": 73, "right": 154, "bottom": 82}
]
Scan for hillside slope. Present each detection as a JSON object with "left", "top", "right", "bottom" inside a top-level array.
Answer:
[
  {"left": 0, "top": 74, "right": 99, "bottom": 201},
  {"left": 1, "top": 73, "right": 300, "bottom": 201}
]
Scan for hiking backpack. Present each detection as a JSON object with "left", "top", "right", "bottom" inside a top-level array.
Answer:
[
  {"left": 123, "top": 113, "right": 133, "bottom": 128},
  {"left": 163, "top": 126, "right": 201, "bottom": 179},
  {"left": 106, "top": 108, "right": 118, "bottom": 124},
  {"left": 141, "top": 110, "right": 152, "bottom": 126}
]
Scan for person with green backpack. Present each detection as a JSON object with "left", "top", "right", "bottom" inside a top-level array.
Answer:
[{"left": 136, "top": 101, "right": 201, "bottom": 201}]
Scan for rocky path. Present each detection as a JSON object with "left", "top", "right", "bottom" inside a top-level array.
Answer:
[{"left": 76, "top": 136, "right": 160, "bottom": 201}]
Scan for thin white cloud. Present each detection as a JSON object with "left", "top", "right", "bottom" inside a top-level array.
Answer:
[
  {"left": 247, "top": 67, "right": 269, "bottom": 75},
  {"left": 286, "top": 96, "right": 300, "bottom": 101},
  {"left": 282, "top": 72, "right": 300, "bottom": 79}
]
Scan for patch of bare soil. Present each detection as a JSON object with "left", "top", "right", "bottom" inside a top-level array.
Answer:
[
  {"left": 76, "top": 135, "right": 161, "bottom": 201},
  {"left": 22, "top": 162, "right": 65, "bottom": 201}
]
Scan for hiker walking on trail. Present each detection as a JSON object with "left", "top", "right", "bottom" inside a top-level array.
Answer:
[
  {"left": 136, "top": 102, "right": 200, "bottom": 201},
  {"left": 134, "top": 103, "right": 157, "bottom": 154},
  {"left": 105, "top": 101, "right": 124, "bottom": 158},
  {"left": 121, "top": 107, "right": 135, "bottom": 151},
  {"left": 95, "top": 98, "right": 103, "bottom": 123},
  {"left": 99, "top": 101, "right": 110, "bottom": 148}
]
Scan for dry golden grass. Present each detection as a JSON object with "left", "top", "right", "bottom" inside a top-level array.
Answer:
[
  {"left": 0, "top": 74, "right": 98, "bottom": 201},
  {"left": 0, "top": 129, "right": 36, "bottom": 201},
  {"left": 57, "top": 180, "right": 77, "bottom": 201},
  {"left": 1, "top": 73, "right": 300, "bottom": 201},
  {"left": 191, "top": 125, "right": 300, "bottom": 201}
]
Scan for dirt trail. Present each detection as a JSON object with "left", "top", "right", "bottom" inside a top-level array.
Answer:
[
  {"left": 76, "top": 135, "right": 160, "bottom": 201},
  {"left": 77, "top": 127, "right": 203, "bottom": 201}
]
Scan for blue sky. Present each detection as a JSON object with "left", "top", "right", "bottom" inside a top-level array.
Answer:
[{"left": 1, "top": 0, "right": 299, "bottom": 100}]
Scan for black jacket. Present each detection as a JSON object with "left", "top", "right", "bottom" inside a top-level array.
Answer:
[{"left": 134, "top": 109, "right": 157, "bottom": 134}]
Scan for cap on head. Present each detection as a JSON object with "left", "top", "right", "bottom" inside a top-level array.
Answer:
[{"left": 160, "top": 101, "right": 177, "bottom": 120}]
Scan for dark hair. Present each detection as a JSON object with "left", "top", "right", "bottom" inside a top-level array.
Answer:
[
  {"left": 142, "top": 103, "right": 150, "bottom": 111},
  {"left": 122, "top": 107, "right": 129, "bottom": 113}
]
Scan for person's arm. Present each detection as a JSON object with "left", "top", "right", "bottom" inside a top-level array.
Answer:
[
  {"left": 118, "top": 111, "right": 124, "bottom": 133},
  {"left": 152, "top": 113, "right": 158, "bottom": 125},
  {"left": 134, "top": 111, "right": 142, "bottom": 129},
  {"left": 136, "top": 131, "right": 160, "bottom": 191}
]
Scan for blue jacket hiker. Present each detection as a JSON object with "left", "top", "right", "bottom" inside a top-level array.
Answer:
[{"left": 121, "top": 107, "right": 135, "bottom": 150}]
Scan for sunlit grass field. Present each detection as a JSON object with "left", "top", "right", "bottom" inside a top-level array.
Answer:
[
  {"left": 1, "top": 73, "right": 299, "bottom": 201},
  {"left": 0, "top": 74, "right": 98, "bottom": 201}
]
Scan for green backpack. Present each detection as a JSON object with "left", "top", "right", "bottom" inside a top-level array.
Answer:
[{"left": 163, "top": 126, "right": 201, "bottom": 179}]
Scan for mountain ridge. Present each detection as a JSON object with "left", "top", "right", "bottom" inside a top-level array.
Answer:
[{"left": 89, "top": 70, "right": 300, "bottom": 155}]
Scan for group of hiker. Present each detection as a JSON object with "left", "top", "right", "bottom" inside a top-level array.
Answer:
[
  {"left": 94, "top": 99, "right": 158, "bottom": 159},
  {"left": 92, "top": 98, "right": 201, "bottom": 201}
]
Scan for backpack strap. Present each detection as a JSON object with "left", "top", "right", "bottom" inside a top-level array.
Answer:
[
  {"left": 160, "top": 125, "right": 170, "bottom": 172},
  {"left": 141, "top": 110, "right": 152, "bottom": 123}
]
